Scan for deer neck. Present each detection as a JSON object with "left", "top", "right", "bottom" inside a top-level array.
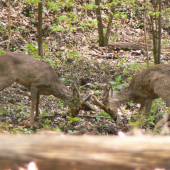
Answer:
[
  {"left": 112, "top": 86, "right": 132, "bottom": 105},
  {"left": 46, "top": 73, "right": 75, "bottom": 103},
  {"left": 52, "top": 83, "right": 74, "bottom": 103}
]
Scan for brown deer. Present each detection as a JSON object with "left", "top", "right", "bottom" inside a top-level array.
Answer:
[
  {"left": 91, "top": 64, "right": 170, "bottom": 129},
  {"left": 0, "top": 52, "right": 91, "bottom": 126}
]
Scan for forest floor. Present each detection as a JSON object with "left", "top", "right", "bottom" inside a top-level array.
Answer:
[{"left": 0, "top": 0, "right": 170, "bottom": 135}]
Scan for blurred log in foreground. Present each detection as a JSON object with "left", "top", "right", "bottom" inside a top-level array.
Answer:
[{"left": 0, "top": 133, "right": 170, "bottom": 170}]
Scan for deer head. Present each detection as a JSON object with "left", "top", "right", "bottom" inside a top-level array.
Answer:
[
  {"left": 91, "top": 85, "right": 118, "bottom": 121},
  {"left": 68, "top": 83, "right": 92, "bottom": 117}
]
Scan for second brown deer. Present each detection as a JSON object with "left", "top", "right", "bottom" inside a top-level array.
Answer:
[
  {"left": 92, "top": 64, "right": 170, "bottom": 130},
  {"left": 0, "top": 52, "right": 92, "bottom": 126}
]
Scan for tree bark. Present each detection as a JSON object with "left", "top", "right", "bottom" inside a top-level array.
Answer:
[
  {"left": 149, "top": 0, "right": 161, "bottom": 64},
  {"left": 95, "top": 0, "right": 104, "bottom": 47},
  {"left": 38, "top": 2, "right": 43, "bottom": 56},
  {"left": 6, "top": 0, "right": 12, "bottom": 52},
  {"left": 108, "top": 42, "right": 170, "bottom": 53},
  {"left": 1, "top": 134, "right": 170, "bottom": 170},
  {"left": 157, "top": 0, "right": 161, "bottom": 64},
  {"left": 104, "top": 0, "right": 115, "bottom": 46},
  {"left": 143, "top": 0, "right": 149, "bottom": 67}
]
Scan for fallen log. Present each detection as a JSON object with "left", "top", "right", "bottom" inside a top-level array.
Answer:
[
  {"left": 108, "top": 42, "right": 146, "bottom": 52},
  {"left": 108, "top": 42, "right": 170, "bottom": 53},
  {"left": 0, "top": 133, "right": 170, "bottom": 170}
]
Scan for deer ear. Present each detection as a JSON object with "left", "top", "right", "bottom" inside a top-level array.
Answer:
[
  {"left": 72, "top": 83, "right": 80, "bottom": 99},
  {"left": 102, "top": 84, "right": 113, "bottom": 102},
  {"left": 108, "top": 85, "right": 113, "bottom": 100}
]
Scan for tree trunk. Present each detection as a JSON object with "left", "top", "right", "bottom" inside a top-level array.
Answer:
[
  {"left": 143, "top": 0, "right": 149, "bottom": 67},
  {"left": 95, "top": 0, "right": 104, "bottom": 47},
  {"left": 149, "top": 0, "right": 161, "bottom": 64},
  {"left": 6, "top": 0, "right": 12, "bottom": 52},
  {"left": 38, "top": 2, "right": 43, "bottom": 56},
  {"left": 104, "top": 0, "right": 115, "bottom": 46},
  {"left": 157, "top": 0, "right": 161, "bottom": 64}
]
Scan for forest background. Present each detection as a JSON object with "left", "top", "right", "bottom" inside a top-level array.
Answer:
[{"left": 0, "top": 0, "right": 170, "bottom": 135}]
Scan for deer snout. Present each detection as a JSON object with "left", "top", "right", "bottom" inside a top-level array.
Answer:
[
  {"left": 104, "top": 106, "right": 118, "bottom": 121},
  {"left": 112, "top": 115, "right": 117, "bottom": 122},
  {"left": 70, "top": 106, "right": 81, "bottom": 117}
]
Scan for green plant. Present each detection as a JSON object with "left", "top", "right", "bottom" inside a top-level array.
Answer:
[
  {"left": 95, "top": 114, "right": 101, "bottom": 122},
  {"left": 84, "top": 2, "right": 95, "bottom": 10},
  {"left": 45, "top": 119, "right": 52, "bottom": 124},
  {"left": 14, "top": 25, "right": 19, "bottom": 31},
  {"left": 123, "top": 69, "right": 129, "bottom": 75},
  {"left": 67, "top": 116, "right": 79, "bottom": 126},
  {"left": 10, "top": 45, "right": 19, "bottom": 51},
  {"left": 118, "top": 59, "right": 125, "bottom": 69},
  {"left": 129, "top": 97, "right": 166, "bottom": 130},
  {"left": 50, "top": 25, "right": 66, "bottom": 33},
  {"left": 43, "top": 124, "right": 51, "bottom": 130},
  {"left": 17, "top": 105, "right": 27, "bottom": 115},
  {"left": 0, "top": 50, "right": 5, "bottom": 55},
  {"left": 55, "top": 127, "right": 61, "bottom": 133},
  {"left": 101, "top": 111, "right": 112, "bottom": 120},
  {"left": 0, "top": 109, "right": 7, "bottom": 114},
  {"left": 24, "top": 44, "right": 39, "bottom": 57},
  {"left": 93, "top": 83, "right": 100, "bottom": 90},
  {"left": 24, "top": 43, "right": 53, "bottom": 63},
  {"left": 110, "top": 75, "right": 128, "bottom": 93},
  {"left": 0, "top": 24, "right": 7, "bottom": 34},
  {"left": 36, "top": 129, "right": 41, "bottom": 133},
  {"left": 68, "top": 50, "right": 82, "bottom": 59},
  {"left": 145, "top": 115, "right": 155, "bottom": 127},
  {"left": 23, "top": 128, "right": 33, "bottom": 134},
  {"left": 4, "top": 104, "right": 11, "bottom": 115},
  {"left": 129, "top": 113, "right": 145, "bottom": 129},
  {"left": 1, "top": 122, "right": 8, "bottom": 128},
  {"left": 24, "top": 0, "right": 38, "bottom": 4},
  {"left": 48, "top": 0, "right": 75, "bottom": 11},
  {"left": 68, "top": 130, "right": 79, "bottom": 134},
  {"left": 129, "top": 62, "right": 147, "bottom": 73}
]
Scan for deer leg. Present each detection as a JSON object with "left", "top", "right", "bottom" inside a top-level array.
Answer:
[
  {"left": 154, "top": 85, "right": 170, "bottom": 107},
  {"left": 137, "top": 97, "right": 152, "bottom": 114},
  {"left": 0, "top": 78, "right": 15, "bottom": 106},
  {"left": 154, "top": 113, "right": 169, "bottom": 131},
  {"left": 30, "top": 86, "right": 38, "bottom": 126},
  {"left": 35, "top": 93, "right": 40, "bottom": 117},
  {"left": 145, "top": 98, "right": 153, "bottom": 115},
  {"left": 0, "top": 78, "right": 14, "bottom": 91},
  {"left": 139, "top": 101, "right": 145, "bottom": 112},
  {"left": 154, "top": 86, "right": 170, "bottom": 131}
]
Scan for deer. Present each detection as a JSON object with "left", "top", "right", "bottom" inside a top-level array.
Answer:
[
  {"left": 0, "top": 52, "right": 92, "bottom": 126},
  {"left": 91, "top": 64, "right": 170, "bottom": 130}
]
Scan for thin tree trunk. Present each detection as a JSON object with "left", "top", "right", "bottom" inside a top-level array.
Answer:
[
  {"left": 104, "top": 0, "right": 115, "bottom": 46},
  {"left": 150, "top": 0, "right": 162, "bottom": 65},
  {"left": 144, "top": 0, "right": 149, "bottom": 67},
  {"left": 6, "top": 0, "right": 12, "bottom": 52},
  {"left": 150, "top": 15, "right": 158, "bottom": 64},
  {"left": 95, "top": 0, "right": 104, "bottom": 47},
  {"left": 157, "top": 0, "right": 161, "bottom": 64},
  {"left": 38, "top": 2, "right": 43, "bottom": 56}
]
